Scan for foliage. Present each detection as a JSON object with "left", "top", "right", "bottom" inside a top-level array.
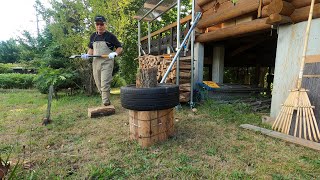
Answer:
[
  {"left": 0, "top": 39, "right": 20, "bottom": 63},
  {"left": 9, "top": 0, "right": 193, "bottom": 91},
  {"left": 0, "top": 74, "right": 35, "bottom": 89},
  {"left": 0, "top": 63, "right": 14, "bottom": 73},
  {"left": 111, "top": 73, "right": 126, "bottom": 88},
  {"left": 34, "top": 67, "right": 79, "bottom": 94}
]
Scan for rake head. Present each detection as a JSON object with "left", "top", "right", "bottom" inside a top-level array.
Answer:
[{"left": 272, "top": 89, "right": 320, "bottom": 142}]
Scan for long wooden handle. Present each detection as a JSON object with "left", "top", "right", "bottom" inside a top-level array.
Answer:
[{"left": 297, "top": 0, "right": 316, "bottom": 89}]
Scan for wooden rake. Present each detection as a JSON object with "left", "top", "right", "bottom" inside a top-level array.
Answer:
[{"left": 272, "top": 0, "right": 320, "bottom": 142}]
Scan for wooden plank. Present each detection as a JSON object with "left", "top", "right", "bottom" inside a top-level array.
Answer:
[
  {"left": 141, "top": 15, "right": 192, "bottom": 41},
  {"left": 240, "top": 124, "right": 320, "bottom": 151},
  {"left": 305, "top": 55, "right": 320, "bottom": 63},
  {"left": 303, "top": 75, "right": 320, "bottom": 78}
]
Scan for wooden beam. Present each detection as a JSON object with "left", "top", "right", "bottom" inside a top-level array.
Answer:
[
  {"left": 305, "top": 55, "right": 320, "bottom": 63},
  {"left": 198, "top": 0, "right": 260, "bottom": 29},
  {"left": 141, "top": 15, "right": 192, "bottom": 41},
  {"left": 291, "top": 0, "right": 320, "bottom": 8},
  {"left": 266, "top": 14, "right": 292, "bottom": 25},
  {"left": 267, "top": 0, "right": 295, "bottom": 16},
  {"left": 197, "top": 0, "right": 213, "bottom": 7},
  {"left": 291, "top": 3, "right": 320, "bottom": 23},
  {"left": 240, "top": 124, "right": 320, "bottom": 151},
  {"left": 196, "top": 18, "right": 271, "bottom": 43},
  {"left": 144, "top": 3, "right": 168, "bottom": 12}
]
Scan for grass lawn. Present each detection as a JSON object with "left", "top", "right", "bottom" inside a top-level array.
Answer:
[{"left": 0, "top": 89, "right": 319, "bottom": 179}]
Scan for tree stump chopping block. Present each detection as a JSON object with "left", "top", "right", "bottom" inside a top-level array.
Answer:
[{"left": 88, "top": 105, "right": 115, "bottom": 118}]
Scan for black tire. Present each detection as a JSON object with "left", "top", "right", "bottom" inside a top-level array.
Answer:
[{"left": 120, "top": 83, "right": 179, "bottom": 111}]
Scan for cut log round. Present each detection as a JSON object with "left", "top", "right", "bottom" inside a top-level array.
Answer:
[
  {"left": 136, "top": 67, "right": 158, "bottom": 88},
  {"left": 267, "top": 0, "right": 295, "bottom": 16}
]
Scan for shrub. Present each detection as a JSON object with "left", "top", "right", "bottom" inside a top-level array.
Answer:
[
  {"left": 0, "top": 64, "right": 12, "bottom": 73},
  {"left": 0, "top": 73, "right": 35, "bottom": 89},
  {"left": 34, "top": 67, "right": 80, "bottom": 94},
  {"left": 111, "top": 73, "right": 126, "bottom": 88}
]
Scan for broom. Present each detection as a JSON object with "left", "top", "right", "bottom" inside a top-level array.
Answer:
[{"left": 272, "top": 0, "right": 320, "bottom": 142}]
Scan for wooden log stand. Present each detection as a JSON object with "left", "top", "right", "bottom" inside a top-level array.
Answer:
[
  {"left": 129, "top": 108, "right": 174, "bottom": 147},
  {"left": 129, "top": 55, "right": 175, "bottom": 148}
]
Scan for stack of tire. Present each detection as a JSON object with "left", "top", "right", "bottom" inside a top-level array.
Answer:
[{"left": 120, "top": 83, "right": 180, "bottom": 110}]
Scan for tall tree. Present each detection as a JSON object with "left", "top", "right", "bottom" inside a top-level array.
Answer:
[{"left": 0, "top": 39, "right": 20, "bottom": 63}]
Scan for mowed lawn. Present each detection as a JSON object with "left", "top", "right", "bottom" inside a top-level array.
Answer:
[{"left": 0, "top": 89, "right": 319, "bottom": 179}]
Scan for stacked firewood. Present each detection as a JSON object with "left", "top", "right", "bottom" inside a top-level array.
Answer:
[
  {"left": 138, "top": 55, "right": 192, "bottom": 84},
  {"left": 179, "top": 83, "right": 191, "bottom": 103},
  {"left": 138, "top": 55, "right": 192, "bottom": 102}
]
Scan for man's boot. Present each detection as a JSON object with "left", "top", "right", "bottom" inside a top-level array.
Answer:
[{"left": 102, "top": 91, "right": 111, "bottom": 106}]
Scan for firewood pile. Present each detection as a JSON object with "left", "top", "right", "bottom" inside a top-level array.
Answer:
[{"left": 138, "top": 55, "right": 192, "bottom": 103}]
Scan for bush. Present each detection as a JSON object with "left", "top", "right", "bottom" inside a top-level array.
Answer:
[
  {"left": 0, "top": 63, "right": 15, "bottom": 73},
  {"left": 34, "top": 67, "right": 80, "bottom": 94},
  {"left": 0, "top": 73, "right": 35, "bottom": 89},
  {"left": 111, "top": 73, "right": 126, "bottom": 88}
]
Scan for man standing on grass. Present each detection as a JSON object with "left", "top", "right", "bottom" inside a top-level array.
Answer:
[{"left": 81, "top": 15, "right": 123, "bottom": 106}]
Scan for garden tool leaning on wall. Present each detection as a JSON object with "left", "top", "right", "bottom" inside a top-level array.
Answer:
[{"left": 272, "top": 0, "right": 320, "bottom": 142}]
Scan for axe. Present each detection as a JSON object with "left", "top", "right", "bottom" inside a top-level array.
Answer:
[{"left": 69, "top": 54, "right": 109, "bottom": 59}]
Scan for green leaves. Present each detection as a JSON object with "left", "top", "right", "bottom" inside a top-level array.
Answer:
[{"left": 0, "top": 39, "right": 20, "bottom": 63}]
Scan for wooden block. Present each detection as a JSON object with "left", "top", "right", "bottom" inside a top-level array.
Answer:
[{"left": 88, "top": 105, "right": 115, "bottom": 118}]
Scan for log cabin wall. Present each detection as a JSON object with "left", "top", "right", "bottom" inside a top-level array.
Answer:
[{"left": 195, "top": 0, "right": 320, "bottom": 43}]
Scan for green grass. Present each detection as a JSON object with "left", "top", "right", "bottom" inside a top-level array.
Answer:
[{"left": 1, "top": 89, "right": 320, "bottom": 179}]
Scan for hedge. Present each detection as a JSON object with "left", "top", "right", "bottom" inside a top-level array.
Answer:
[{"left": 0, "top": 73, "right": 36, "bottom": 89}]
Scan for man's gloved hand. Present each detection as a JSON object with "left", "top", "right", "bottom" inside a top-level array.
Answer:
[
  {"left": 81, "top": 53, "right": 90, "bottom": 60},
  {"left": 108, "top": 52, "right": 118, "bottom": 59}
]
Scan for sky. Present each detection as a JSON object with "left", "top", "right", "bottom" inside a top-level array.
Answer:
[{"left": 0, "top": 0, "right": 48, "bottom": 41}]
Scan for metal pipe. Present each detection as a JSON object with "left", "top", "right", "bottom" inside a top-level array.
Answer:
[
  {"left": 138, "top": 21, "right": 141, "bottom": 56},
  {"left": 150, "top": 2, "right": 177, "bottom": 22},
  {"left": 139, "top": 0, "right": 166, "bottom": 22},
  {"left": 148, "top": 22, "right": 151, "bottom": 54},
  {"left": 160, "top": 12, "right": 202, "bottom": 83},
  {"left": 176, "top": 0, "right": 181, "bottom": 86},
  {"left": 190, "top": 0, "right": 196, "bottom": 108}
]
